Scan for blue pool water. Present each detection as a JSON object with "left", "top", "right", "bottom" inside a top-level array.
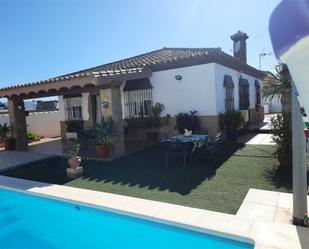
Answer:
[{"left": 0, "top": 188, "right": 253, "bottom": 249}]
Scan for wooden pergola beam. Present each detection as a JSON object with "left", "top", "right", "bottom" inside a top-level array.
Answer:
[{"left": 0, "top": 68, "right": 152, "bottom": 100}]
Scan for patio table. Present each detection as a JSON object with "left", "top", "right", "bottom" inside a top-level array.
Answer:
[{"left": 161, "top": 134, "right": 208, "bottom": 152}]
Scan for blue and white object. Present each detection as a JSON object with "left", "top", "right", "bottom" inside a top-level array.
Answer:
[{"left": 269, "top": 0, "right": 309, "bottom": 111}]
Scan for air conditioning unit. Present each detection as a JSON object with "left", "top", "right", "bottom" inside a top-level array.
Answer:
[{"left": 240, "top": 110, "right": 249, "bottom": 122}]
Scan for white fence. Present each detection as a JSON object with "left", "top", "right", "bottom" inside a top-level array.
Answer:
[
  {"left": 263, "top": 96, "right": 282, "bottom": 113},
  {"left": 0, "top": 111, "right": 60, "bottom": 138}
]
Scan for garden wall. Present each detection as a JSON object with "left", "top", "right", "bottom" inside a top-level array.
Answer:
[{"left": 0, "top": 111, "right": 60, "bottom": 138}]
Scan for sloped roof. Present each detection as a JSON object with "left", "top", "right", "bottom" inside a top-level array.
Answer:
[
  {"left": 62, "top": 48, "right": 218, "bottom": 76},
  {"left": 62, "top": 47, "right": 264, "bottom": 79},
  {"left": 0, "top": 47, "right": 265, "bottom": 98}
]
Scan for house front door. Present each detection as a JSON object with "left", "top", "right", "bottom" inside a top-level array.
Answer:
[
  {"left": 91, "top": 94, "right": 101, "bottom": 124},
  {"left": 239, "top": 78, "right": 250, "bottom": 122}
]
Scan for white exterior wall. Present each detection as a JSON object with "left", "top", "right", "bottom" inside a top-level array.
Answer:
[
  {"left": 149, "top": 63, "right": 217, "bottom": 116},
  {"left": 264, "top": 96, "right": 282, "bottom": 113},
  {"left": 0, "top": 111, "right": 61, "bottom": 137},
  {"left": 214, "top": 63, "right": 263, "bottom": 114},
  {"left": 57, "top": 62, "right": 262, "bottom": 120}
]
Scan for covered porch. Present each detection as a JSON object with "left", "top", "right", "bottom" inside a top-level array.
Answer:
[{"left": 0, "top": 67, "right": 152, "bottom": 157}]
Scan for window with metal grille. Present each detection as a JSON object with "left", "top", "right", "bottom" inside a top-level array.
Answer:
[
  {"left": 63, "top": 95, "right": 83, "bottom": 120},
  {"left": 224, "top": 75, "right": 235, "bottom": 111},
  {"left": 123, "top": 89, "right": 153, "bottom": 118},
  {"left": 225, "top": 86, "right": 234, "bottom": 111},
  {"left": 255, "top": 80, "right": 261, "bottom": 107},
  {"left": 239, "top": 78, "right": 250, "bottom": 110}
]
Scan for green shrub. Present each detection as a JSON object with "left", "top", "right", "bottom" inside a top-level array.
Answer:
[
  {"left": 219, "top": 110, "right": 244, "bottom": 131},
  {"left": 149, "top": 102, "right": 165, "bottom": 129},
  {"left": 27, "top": 131, "right": 40, "bottom": 142},
  {"left": 175, "top": 111, "right": 200, "bottom": 134},
  {"left": 0, "top": 123, "right": 10, "bottom": 141},
  {"left": 88, "top": 117, "right": 115, "bottom": 145},
  {"left": 271, "top": 113, "right": 292, "bottom": 157},
  {"left": 65, "top": 144, "right": 80, "bottom": 158}
]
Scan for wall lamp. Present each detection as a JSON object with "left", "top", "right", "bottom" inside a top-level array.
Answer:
[{"left": 175, "top": 75, "right": 182, "bottom": 81}]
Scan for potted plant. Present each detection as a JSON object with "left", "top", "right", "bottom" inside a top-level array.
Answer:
[
  {"left": 89, "top": 117, "right": 115, "bottom": 158},
  {"left": 27, "top": 131, "right": 41, "bottom": 143},
  {"left": 0, "top": 123, "right": 16, "bottom": 150},
  {"left": 146, "top": 103, "right": 164, "bottom": 142},
  {"left": 65, "top": 144, "right": 81, "bottom": 169},
  {"left": 219, "top": 110, "right": 244, "bottom": 141},
  {"left": 270, "top": 113, "right": 292, "bottom": 168},
  {"left": 175, "top": 111, "right": 200, "bottom": 134},
  {"left": 65, "top": 120, "right": 79, "bottom": 140}
]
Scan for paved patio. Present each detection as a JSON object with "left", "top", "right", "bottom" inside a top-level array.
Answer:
[
  {"left": 238, "top": 133, "right": 275, "bottom": 145},
  {"left": 237, "top": 188, "right": 309, "bottom": 249},
  {"left": 237, "top": 188, "right": 309, "bottom": 225},
  {"left": 249, "top": 113, "right": 277, "bottom": 133},
  {"left": 0, "top": 151, "right": 54, "bottom": 173}
]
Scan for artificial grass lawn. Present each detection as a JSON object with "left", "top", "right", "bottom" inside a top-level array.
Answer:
[{"left": 2, "top": 143, "right": 291, "bottom": 214}]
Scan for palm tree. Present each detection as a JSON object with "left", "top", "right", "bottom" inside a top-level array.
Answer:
[{"left": 263, "top": 64, "right": 292, "bottom": 114}]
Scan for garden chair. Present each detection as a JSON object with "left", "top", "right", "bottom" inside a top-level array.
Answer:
[
  {"left": 158, "top": 132, "right": 169, "bottom": 141},
  {"left": 162, "top": 140, "right": 190, "bottom": 169},
  {"left": 194, "top": 128, "right": 209, "bottom": 135},
  {"left": 203, "top": 132, "right": 225, "bottom": 167}
]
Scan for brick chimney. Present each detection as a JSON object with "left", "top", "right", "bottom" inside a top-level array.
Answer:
[{"left": 231, "top": 31, "right": 249, "bottom": 63}]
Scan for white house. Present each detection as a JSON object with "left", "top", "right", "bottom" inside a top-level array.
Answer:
[
  {"left": 0, "top": 31, "right": 265, "bottom": 151},
  {"left": 56, "top": 31, "right": 264, "bottom": 138}
]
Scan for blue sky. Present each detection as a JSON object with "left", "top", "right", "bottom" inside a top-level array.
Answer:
[{"left": 0, "top": 0, "right": 280, "bottom": 88}]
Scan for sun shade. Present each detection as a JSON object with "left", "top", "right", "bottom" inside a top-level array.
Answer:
[
  {"left": 224, "top": 75, "right": 234, "bottom": 88},
  {"left": 123, "top": 78, "right": 153, "bottom": 91},
  {"left": 239, "top": 78, "right": 249, "bottom": 87}
]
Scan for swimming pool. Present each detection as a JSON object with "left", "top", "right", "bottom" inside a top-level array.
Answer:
[{"left": 0, "top": 187, "right": 253, "bottom": 249}]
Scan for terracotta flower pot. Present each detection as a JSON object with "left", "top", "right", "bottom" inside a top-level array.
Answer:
[
  {"left": 279, "top": 152, "right": 292, "bottom": 168},
  {"left": 95, "top": 144, "right": 109, "bottom": 158},
  {"left": 68, "top": 156, "right": 81, "bottom": 169},
  {"left": 4, "top": 137, "right": 16, "bottom": 151}
]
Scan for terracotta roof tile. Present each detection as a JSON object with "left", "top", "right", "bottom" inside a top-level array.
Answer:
[
  {"left": 61, "top": 47, "right": 217, "bottom": 76},
  {"left": 61, "top": 47, "right": 264, "bottom": 79}
]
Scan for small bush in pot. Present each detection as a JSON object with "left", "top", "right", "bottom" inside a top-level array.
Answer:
[
  {"left": 88, "top": 117, "right": 115, "bottom": 158},
  {"left": 270, "top": 113, "right": 292, "bottom": 168},
  {"left": 65, "top": 144, "right": 81, "bottom": 169},
  {"left": 27, "top": 131, "right": 41, "bottom": 142},
  {"left": 0, "top": 123, "right": 16, "bottom": 150},
  {"left": 219, "top": 110, "right": 244, "bottom": 141},
  {"left": 146, "top": 103, "right": 164, "bottom": 142},
  {"left": 175, "top": 111, "right": 200, "bottom": 134}
]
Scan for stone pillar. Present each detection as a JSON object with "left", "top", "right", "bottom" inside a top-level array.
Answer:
[
  {"left": 100, "top": 87, "right": 125, "bottom": 155},
  {"left": 8, "top": 97, "right": 28, "bottom": 151}
]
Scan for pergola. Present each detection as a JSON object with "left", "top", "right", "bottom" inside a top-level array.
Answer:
[{"left": 0, "top": 67, "right": 152, "bottom": 153}]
